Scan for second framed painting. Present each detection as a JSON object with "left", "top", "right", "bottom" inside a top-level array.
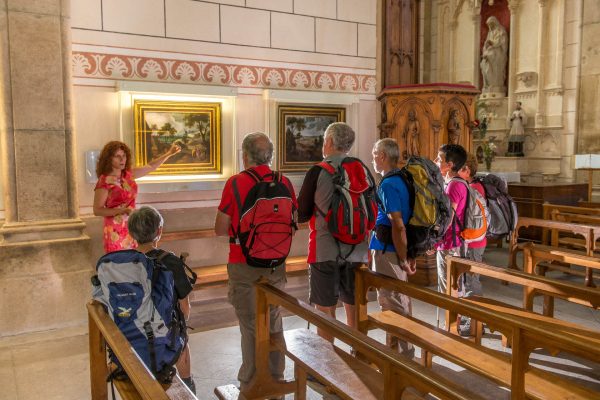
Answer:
[
  {"left": 133, "top": 100, "right": 222, "bottom": 175},
  {"left": 277, "top": 105, "right": 346, "bottom": 172}
]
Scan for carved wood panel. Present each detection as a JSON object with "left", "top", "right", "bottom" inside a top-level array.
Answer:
[
  {"left": 383, "top": 0, "right": 419, "bottom": 87},
  {"left": 378, "top": 84, "right": 479, "bottom": 162}
]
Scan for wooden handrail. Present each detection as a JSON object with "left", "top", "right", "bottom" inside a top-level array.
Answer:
[
  {"left": 87, "top": 301, "right": 171, "bottom": 400},
  {"left": 246, "top": 280, "right": 481, "bottom": 400}
]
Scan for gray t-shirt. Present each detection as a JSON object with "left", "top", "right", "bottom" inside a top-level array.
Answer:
[{"left": 297, "top": 154, "right": 369, "bottom": 263}]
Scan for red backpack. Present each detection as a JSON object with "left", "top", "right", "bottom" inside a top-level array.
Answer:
[
  {"left": 233, "top": 169, "right": 297, "bottom": 268},
  {"left": 317, "top": 157, "right": 377, "bottom": 258}
]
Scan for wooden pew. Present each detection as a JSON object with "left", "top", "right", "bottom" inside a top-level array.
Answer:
[
  {"left": 544, "top": 207, "right": 600, "bottom": 286},
  {"left": 191, "top": 255, "right": 309, "bottom": 288},
  {"left": 578, "top": 200, "right": 600, "bottom": 209},
  {"left": 355, "top": 266, "right": 600, "bottom": 399},
  {"left": 160, "top": 227, "right": 310, "bottom": 289},
  {"left": 542, "top": 203, "right": 600, "bottom": 221},
  {"left": 87, "top": 301, "right": 197, "bottom": 400},
  {"left": 508, "top": 217, "right": 595, "bottom": 274},
  {"left": 215, "top": 280, "right": 482, "bottom": 400},
  {"left": 522, "top": 243, "right": 600, "bottom": 315},
  {"left": 444, "top": 255, "right": 600, "bottom": 344},
  {"left": 161, "top": 223, "right": 309, "bottom": 243},
  {"left": 549, "top": 211, "right": 600, "bottom": 250}
]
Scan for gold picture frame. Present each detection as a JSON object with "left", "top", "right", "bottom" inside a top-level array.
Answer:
[
  {"left": 133, "top": 100, "right": 221, "bottom": 175},
  {"left": 277, "top": 105, "right": 346, "bottom": 172}
]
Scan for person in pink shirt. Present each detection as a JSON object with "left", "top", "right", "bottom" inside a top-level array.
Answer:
[
  {"left": 434, "top": 144, "right": 468, "bottom": 296},
  {"left": 459, "top": 154, "right": 487, "bottom": 265},
  {"left": 455, "top": 153, "right": 486, "bottom": 336}
]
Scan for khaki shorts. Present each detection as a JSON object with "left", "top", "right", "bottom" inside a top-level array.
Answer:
[{"left": 308, "top": 260, "right": 361, "bottom": 307}]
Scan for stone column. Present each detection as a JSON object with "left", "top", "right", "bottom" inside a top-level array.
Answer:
[
  {"left": 0, "top": 0, "right": 91, "bottom": 336},
  {"left": 535, "top": 0, "right": 548, "bottom": 127},
  {"left": 506, "top": 0, "right": 521, "bottom": 111},
  {"left": 471, "top": 9, "right": 481, "bottom": 89}
]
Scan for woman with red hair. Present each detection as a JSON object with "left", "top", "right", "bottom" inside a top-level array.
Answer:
[{"left": 93, "top": 141, "right": 180, "bottom": 252}]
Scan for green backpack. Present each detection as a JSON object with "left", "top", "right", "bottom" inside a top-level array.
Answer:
[{"left": 403, "top": 157, "right": 452, "bottom": 257}]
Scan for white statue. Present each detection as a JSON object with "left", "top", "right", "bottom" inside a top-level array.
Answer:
[
  {"left": 508, "top": 101, "right": 527, "bottom": 137},
  {"left": 507, "top": 101, "right": 527, "bottom": 156},
  {"left": 480, "top": 16, "right": 508, "bottom": 93}
]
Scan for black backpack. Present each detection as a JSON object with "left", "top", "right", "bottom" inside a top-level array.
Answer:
[{"left": 473, "top": 174, "right": 518, "bottom": 240}]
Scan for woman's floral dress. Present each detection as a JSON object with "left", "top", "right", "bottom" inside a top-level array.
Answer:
[{"left": 95, "top": 170, "right": 138, "bottom": 253}]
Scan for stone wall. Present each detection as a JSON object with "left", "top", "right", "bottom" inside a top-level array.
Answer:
[
  {"left": 0, "top": 0, "right": 379, "bottom": 220},
  {"left": 0, "top": 0, "right": 379, "bottom": 336}
]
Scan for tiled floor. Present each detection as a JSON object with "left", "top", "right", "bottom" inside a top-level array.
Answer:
[{"left": 1, "top": 247, "right": 599, "bottom": 400}]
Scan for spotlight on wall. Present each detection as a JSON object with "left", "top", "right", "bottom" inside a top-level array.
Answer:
[{"left": 85, "top": 150, "right": 100, "bottom": 184}]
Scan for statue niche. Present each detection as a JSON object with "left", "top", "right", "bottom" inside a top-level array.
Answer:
[{"left": 480, "top": 16, "right": 508, "bottom": 94}]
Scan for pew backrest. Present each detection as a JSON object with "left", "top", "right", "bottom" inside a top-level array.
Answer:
[{"left": 87, "top": 301, "right": 196, "bottom": 400}]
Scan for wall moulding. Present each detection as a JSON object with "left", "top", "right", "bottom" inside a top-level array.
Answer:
[
  {"left": 72, "top": 51, "right": 377, "bottom": 95},
  {"left": 514, "top": 92, "right": 536, "bottom": 100},
  {"left": 544, "top": 86, "right": 564, "bottom": 96}
]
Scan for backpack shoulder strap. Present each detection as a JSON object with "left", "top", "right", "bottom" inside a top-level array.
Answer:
[
  {"left": 272, "top": 171, "right": 280, "bottom": 182},
  {"left": 316, "top": 161, "right": 335, "bottom": 175},
  {"left": 378, "top": 168, "right": 415, "bottom": 213},
  {"left": 242, "top": 168, "right": 263, "bottom": 182}
]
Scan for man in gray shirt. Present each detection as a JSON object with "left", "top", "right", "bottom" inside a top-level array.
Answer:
[{"left": 297, "top": 122, "right": 370, "bottom": 341}]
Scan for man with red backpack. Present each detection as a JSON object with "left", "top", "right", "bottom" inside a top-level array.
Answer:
[
  {"left": 215, "top": 132, "right": 297, "bottom": 391},
  {"left": 297, "top": 122, "right": 377, "bottom": 342}
]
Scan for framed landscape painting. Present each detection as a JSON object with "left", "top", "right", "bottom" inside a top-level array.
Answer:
[
  {"left": 277, "top": 105, "right": 346, "bottom": 172},
  {"left": 133, "top": 100, "right": 221, "bottom": 175}
]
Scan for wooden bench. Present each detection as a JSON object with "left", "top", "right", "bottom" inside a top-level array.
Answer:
[
  {"left": 160, "top": 227, "right": 310, "bottom": 289},
  {"left": 544, "top": 208, "right": 600, "bottom": 286},
  {"left": 355, "top": 266, "right": 600, "bottom": 399},
  {"left": 370, "top": 310, "right": 598, "bottom": 400},
  {"left": 87, "top": 301, "right": 197, "bottom": 400},
  {"left": 215, "top": 280, "right": 482, "bottom": 400},
  {"left": 541, "top": 204, "right": 600, "bottom": 249},
  {"left": 190, "top": 255, "right": 309, "bottom": 288},
  {"left": 578, "top": 200, "right": 600, "bottom": 209},
  {"left": 522, "top": 243, "right": 600, "bottom": 315},
  {"left": 444, "top": 255, "right": 600, "bottom": 344},
  {"left": 542, "top": 203, "right": 600, "bottom": 220},
  {"left": 508, "top": 217, "right": 596, "bottom": 278}
]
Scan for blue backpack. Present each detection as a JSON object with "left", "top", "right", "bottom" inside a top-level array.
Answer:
[{"left": 92, "top": 249, "right": 187, "bottom": 383}]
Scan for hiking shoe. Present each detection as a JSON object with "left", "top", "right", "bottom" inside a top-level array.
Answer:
[
  {"left": 458, "top": 316, "right": 472, "bottom": 337},
  {"left": 181, "top": 376, "right": 196, "bottom": 395}
]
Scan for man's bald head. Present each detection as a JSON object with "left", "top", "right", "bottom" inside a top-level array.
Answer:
[{"left": 242, "top": 132, "right": 274, "bottom": 166}]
